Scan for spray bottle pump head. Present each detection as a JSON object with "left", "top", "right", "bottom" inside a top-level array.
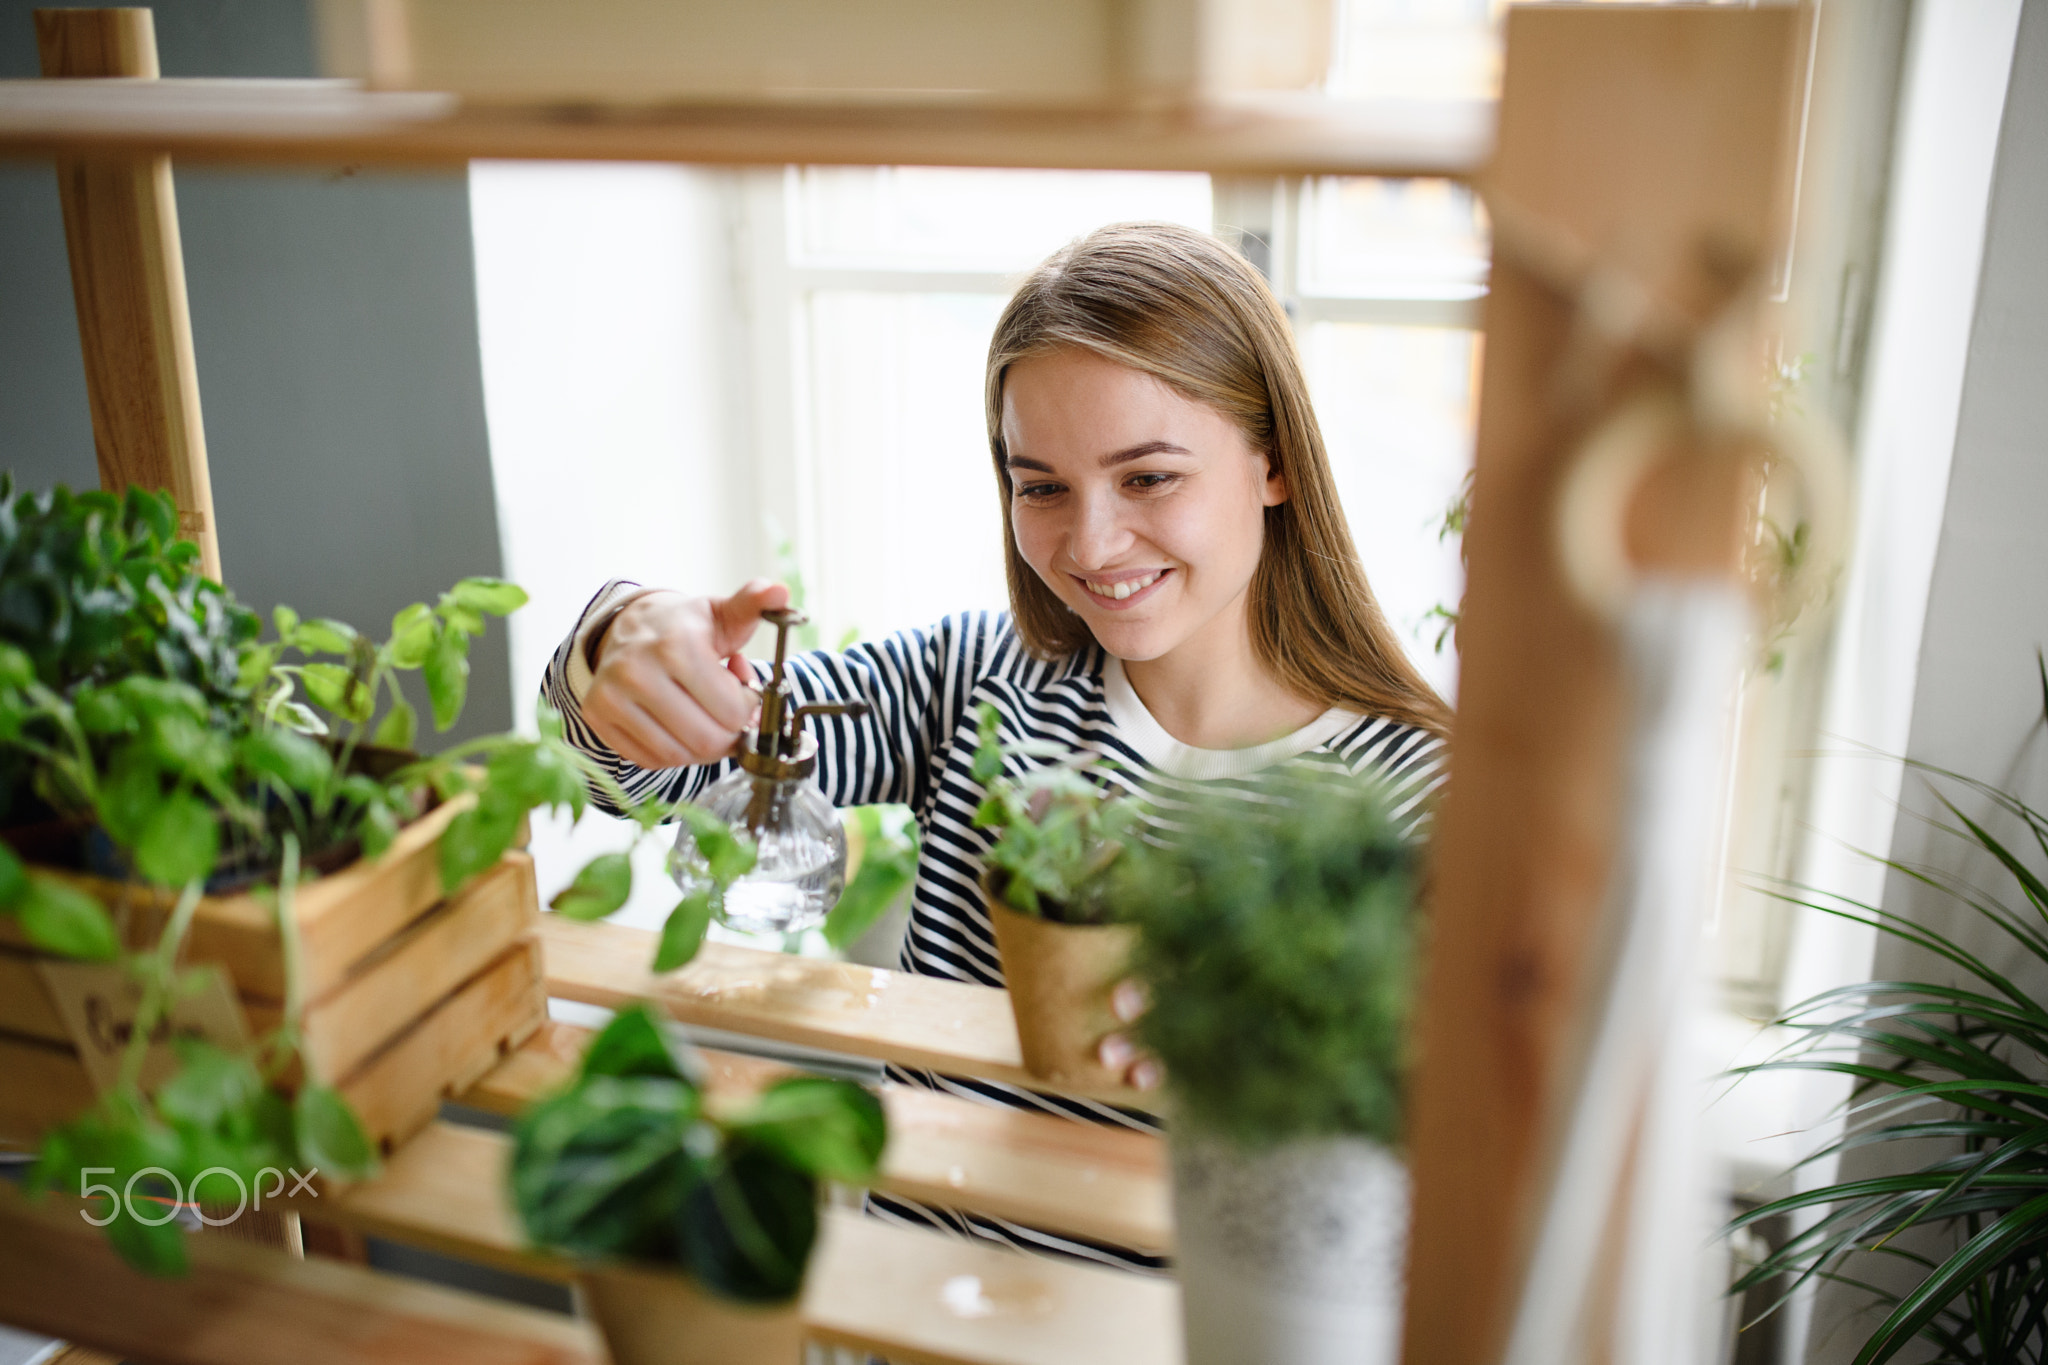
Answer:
[{"left": 739, "top": 607, "right": 870, "bottom": 781}]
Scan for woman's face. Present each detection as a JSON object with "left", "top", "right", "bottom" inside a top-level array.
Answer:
[{"left": 1001, "top": 348, "right": 1286, "bottom": 664}]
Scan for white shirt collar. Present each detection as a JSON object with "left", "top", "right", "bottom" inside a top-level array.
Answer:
[{"left": 1100, "top": 656, "right": 1361, "bottom": 780}]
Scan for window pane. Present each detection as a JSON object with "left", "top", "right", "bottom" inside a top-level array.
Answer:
[
  {"left": 1327, "top": 0, "right": 1503, "bottom": 100},
  {"left": 1300, "top": 176, "right": 1489, "bottom": 300},
  {"left": 801, "top": 291, "right": 1013, "bottom": 645},
  {"left": 1303, "top": 322, "right": 1478, "bottom": 701},
  {"left": 793, "top": 166, "right": 1212, "bottom": 272}
]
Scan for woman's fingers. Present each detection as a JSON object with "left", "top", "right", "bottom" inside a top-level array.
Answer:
[
  {"left": 585, "top": 584, "right": 791, "bottom": 765},
  {"left": 709, "top": 579, "right": 791, "bottom": 655},
  {"left": 1100, "top": 977, "right": 1160, "bottom": 1089},
  {"left": 1110, "top": 978, "right": 1149, "bottom": 1023},
  {"left": 585, "top": 691, "right": 693, "bottom": 770}
]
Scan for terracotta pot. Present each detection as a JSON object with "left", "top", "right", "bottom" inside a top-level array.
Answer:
[
  {"left": 984, "top": 879, "right": 1137, "bottom": 1087},
  {"left": 577, "top": 1261, "right": 803, "bottom": 1365},
  {"left": 1171, "top": 1129, "right": 1410, "bottom": 1365}
]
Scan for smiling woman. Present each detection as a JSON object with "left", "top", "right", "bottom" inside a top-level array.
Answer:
[{"left": 544, "top": 219, "right": 1447, "bottom": 1272}]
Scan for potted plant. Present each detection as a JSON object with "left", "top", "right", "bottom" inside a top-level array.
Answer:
[
  {"left": 510, "top": 1001, "right": 886, "bottom": 1365},
  {"left": 1728, "top": 744, "right": 2048, "bottom": 1364},
  {"left": 1118, "top": 769, "right": 1421, "bottom": 1365},
  {"left": 0, "top": 479, "right": 669, "bottom": 1272},
  {"left": 969, "top": 703, "right": 1143, "bottom": 1087}
]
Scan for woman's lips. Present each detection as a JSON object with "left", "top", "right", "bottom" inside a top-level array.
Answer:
[{"left": 1074, "top": 568, "right": 1171, "bottom": 611}]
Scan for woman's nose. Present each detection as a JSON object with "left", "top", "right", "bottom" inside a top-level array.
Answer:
[{"left": 1066, "top": 489, "right": 1132, "bottom": 569}]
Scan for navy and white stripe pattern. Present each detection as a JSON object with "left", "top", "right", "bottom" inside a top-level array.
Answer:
[{"left": 545, "top": 581, "right": 1444, "bottom": 1272}]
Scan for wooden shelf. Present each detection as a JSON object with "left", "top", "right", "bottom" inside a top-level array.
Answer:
[
  {"left": 0, "top": 78, "right": 1492, "bottom": 176},
  {"left": 459, "top": 1021, "right": 1175, "bottom": 1255},
  {"left": 0, "top": 1182, "right": 601, "bottom": 1365},
  {"left": 539, "top": 915, "right": 1157, "bottom": 1109}
]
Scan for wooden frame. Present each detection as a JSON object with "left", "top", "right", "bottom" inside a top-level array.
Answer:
[{"left": 0, "top": 6, "right": 1806, "bottom": 1363}]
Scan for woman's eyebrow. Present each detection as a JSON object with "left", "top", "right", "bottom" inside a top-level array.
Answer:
[{"left": 1005, "top": 440, "right": 1192, "bottom": 475}]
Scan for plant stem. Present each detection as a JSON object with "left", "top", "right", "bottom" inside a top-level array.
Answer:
[
  {"left": 277, "top": 832, "right": 305, "bottom": 1033},
  {"left": 116, "top": 877, "right": 203, "bottom": 1095}
]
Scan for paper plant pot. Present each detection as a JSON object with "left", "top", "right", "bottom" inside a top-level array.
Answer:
[
  {"left": 984, "top": 879, "right": 1137, "bottom": 1088},
  {"left": 1171, "top": 1128, "right": 1410, "bottom": 1365},
  {"left": 577, "top": 1261, "right": 803, "bottom": 1365}
]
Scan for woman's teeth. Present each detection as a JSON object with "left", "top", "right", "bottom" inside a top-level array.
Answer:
[{"left": 1083, "top": 572, "right": 1162, "bottom": 601}]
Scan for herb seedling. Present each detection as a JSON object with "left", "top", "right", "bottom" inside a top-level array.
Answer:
[{"left": 970, "top": 703, "right": 1139, "bottom": 926}]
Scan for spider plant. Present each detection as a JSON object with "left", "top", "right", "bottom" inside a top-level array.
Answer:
[{"left": 1729, "top": 756, "right": 2048, "bottom": 1365}]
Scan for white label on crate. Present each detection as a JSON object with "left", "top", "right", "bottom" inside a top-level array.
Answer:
[{"left": 34, "top": 959, "right": 250, "bottom": 1096}]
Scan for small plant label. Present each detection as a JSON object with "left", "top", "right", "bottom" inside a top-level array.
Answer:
[{"left": 35, "top": 959, "right": 250, "bottom": 1095}]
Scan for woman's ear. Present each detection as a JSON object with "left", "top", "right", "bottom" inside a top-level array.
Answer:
[{"left": 1260, "top": 451, "right": 1290, "bottom": 508}]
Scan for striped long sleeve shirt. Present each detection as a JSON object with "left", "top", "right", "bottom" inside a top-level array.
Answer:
[{"left": 544, "top": 581, "right": 1444, "bottom": 1270}]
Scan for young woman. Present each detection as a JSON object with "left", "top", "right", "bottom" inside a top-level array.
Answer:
[{"left": 545, "top": 221, "right": 1451, "bottom": 1271}]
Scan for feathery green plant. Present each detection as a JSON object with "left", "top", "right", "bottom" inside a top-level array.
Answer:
[{"left": 1731, "top": 743, "right": 2048, "bottom": 1363}]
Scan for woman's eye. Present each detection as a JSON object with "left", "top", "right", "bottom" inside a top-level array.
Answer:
[
  {"left": 1125, "top": 473, "right": 1177, "bottom": 492},
  {"left": 1016, "top": 483, "right": 1063, "bottom": 503}
]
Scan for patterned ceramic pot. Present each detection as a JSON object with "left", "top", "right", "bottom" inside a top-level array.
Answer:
[{"left": 1171, "top": 1129, "right": 1409, "bottom": 1365}]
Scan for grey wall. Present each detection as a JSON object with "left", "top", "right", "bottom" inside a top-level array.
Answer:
[
  {"left": 1807, "top": 3, "right": 2048, "bottom": 1360},
  {"left": 0, "top": 0, "right": 510, "bottom": 744}
]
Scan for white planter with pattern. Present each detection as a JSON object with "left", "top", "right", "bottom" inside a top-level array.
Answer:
[{"left": 1171, "top": 1130, "right": 1409, "bottom": 1365}]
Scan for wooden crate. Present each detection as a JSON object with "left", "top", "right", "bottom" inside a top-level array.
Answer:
[{"left": 0, "top": 809, "right": 545, "bottom": 1154}]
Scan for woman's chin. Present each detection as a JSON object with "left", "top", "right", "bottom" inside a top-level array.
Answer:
[{"left": 1078, "top": 611, "right": 1175, "bottom": 662}]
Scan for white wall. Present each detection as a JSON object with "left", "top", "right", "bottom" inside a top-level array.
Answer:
[{"left": 470, "top": 162, "right": 753, "bottom": 931}]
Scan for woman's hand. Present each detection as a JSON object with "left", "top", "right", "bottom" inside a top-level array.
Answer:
[
  {"left": 1097, "top": 978, "right": 1162, "bottom": 1091},
  {"left": 582, "top": 580, "right": 790, "bottom": 770}
]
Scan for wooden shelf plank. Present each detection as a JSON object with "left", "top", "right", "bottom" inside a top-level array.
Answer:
[
  {"left": 460, "top": 1021, "right": 1174, "bottom": 1255},
  {"left": 540, "top": 915, "right": 1150, "bottom": 1108},
  {"left": 807, "top": 1209, "right": 1180, "bottom": 1365},
  {"left": 296, "top": 1119, "right": 1173, "bottom": 1365},
  {"left": 0, "top": 1182, "right": 600, "bottom": 1365},
  {"left": 0, "top": 78, "right": 1492, "bottom": 176}
]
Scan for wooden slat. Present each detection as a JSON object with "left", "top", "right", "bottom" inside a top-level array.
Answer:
[
  {"left": 1400, "top": 8, "right": 1801, "bottom": 1365},
  {"left": 0, "top": 946, "right": 68, "bottom": 1043},
  {"left": 0, "top": 1182, "right": 601, "bottom": 1365},
  {"left": 0, "top": 78, "right": 1492, "bottom": 177},
  {"left": 336, "top": 933, "right": 547, "bottom": 1153},
  {"left": 805, "top": 1209, "right": 1180, "bottom": 1365},
  {"left": 248, "top": 852, "right": 538, "bottom": 1082},
  {"left": 460, "top": 1022, "right": 1173, "bottom": 1255},
  {"left": 36, "top": 8, "right": 221, "bottom": 579},
  {"left": 541, "top": 915, "right": 1148, "bottom": 1107},
  {"left": 0, "top": 1032, "right": 92, "bottom": 1148}
]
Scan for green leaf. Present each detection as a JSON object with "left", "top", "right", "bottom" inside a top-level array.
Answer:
[
  {"left": 0, "top": 839, "right": 27, "bottom": 909},
  {"left": 424, "top": 627, "right": 470, "bottom": 731},
  {"left": 73, "top": 687, "right": 133, "bottom": 736},
  {"left": 16, "top": 877, "right": 119, "bottom": 960},
  {"left": 294, "top": 1085, "right": 378, "bottom": 1180},
  {"left": 728, "top": 1078, "right": 887, "bottom": 1183},
  {"left": 0, "top": 642, "right": 31, "bottom": 690},
  {"left": 372, "top": 699, "right": 418, "bottom": 750},
  {"left": 678, "top": 1147, "right": 818, "bottom": 1303},
  {"left": 293, "top": 618, "right": 356, "bottom": 655},
  {"left": 155, "top": 1039, "right": 263, "bottom": 1130},
  {"left": 271, "top": 700, "right": 328, "bottom": 736},
  {"left": 300, "top": 662, "right": 371, "bottom": 724},
  {"left": 579, "top": 1003, "right": 687, "bottom": 1082},
  {"left": 437, "top": 795, "right": 522, "bottom": 893},
  {"left": 678, "top": 806, "right": 756, "bottom": 887},
  {"left": 104, "top": 1202, "right": 188, "bottom": 1276},
  {"left": 450, "top": 577, "right": 528, "bottom": 617},
  {"left": 550, "top": 852, "right": 633, "bottom": 921},
  {"left": 654, "top": 892, "right": 716, "bottom": 972},
  {"left": 387, "top": 603, "right": 435, "bottom": 669},
  {"left": 824, "top": 808, "right": 917, "bottom": 950},
  {"left": 239, "top": 728, "right": 333, "bottom": 792},
  {"left": 272, "top": 604, "right": 300, "bottom": 638},
  {"left": 134, "top": 792, "right": 219, "bottom": 889},
  {"left": 508, "top": 1074, "right": 703, "bottom": 1259}
]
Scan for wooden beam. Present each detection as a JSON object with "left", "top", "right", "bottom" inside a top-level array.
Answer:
[
  {"left": 0, "top": 1182, "right": 601, "bottom": 1365},
  {"left": 540, "top": 915, "right": 1151, "bottom": 1107},
  {"left": 35, "top": 8, "right": 220, "bottom": 579},
  {"left": 1399, "top": 8, "right": 1801, "bottom": 1365},
  {"left": 459, "top": 1023, "right": 1174, "bottom": 1255},
  {"left": 0, "top": 77, "right": 1492, "bottom": 178}
]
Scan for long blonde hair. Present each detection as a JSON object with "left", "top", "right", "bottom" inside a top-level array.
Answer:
[{"left": 985, "top": 221, "right": 1452, "bottom": 739}]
